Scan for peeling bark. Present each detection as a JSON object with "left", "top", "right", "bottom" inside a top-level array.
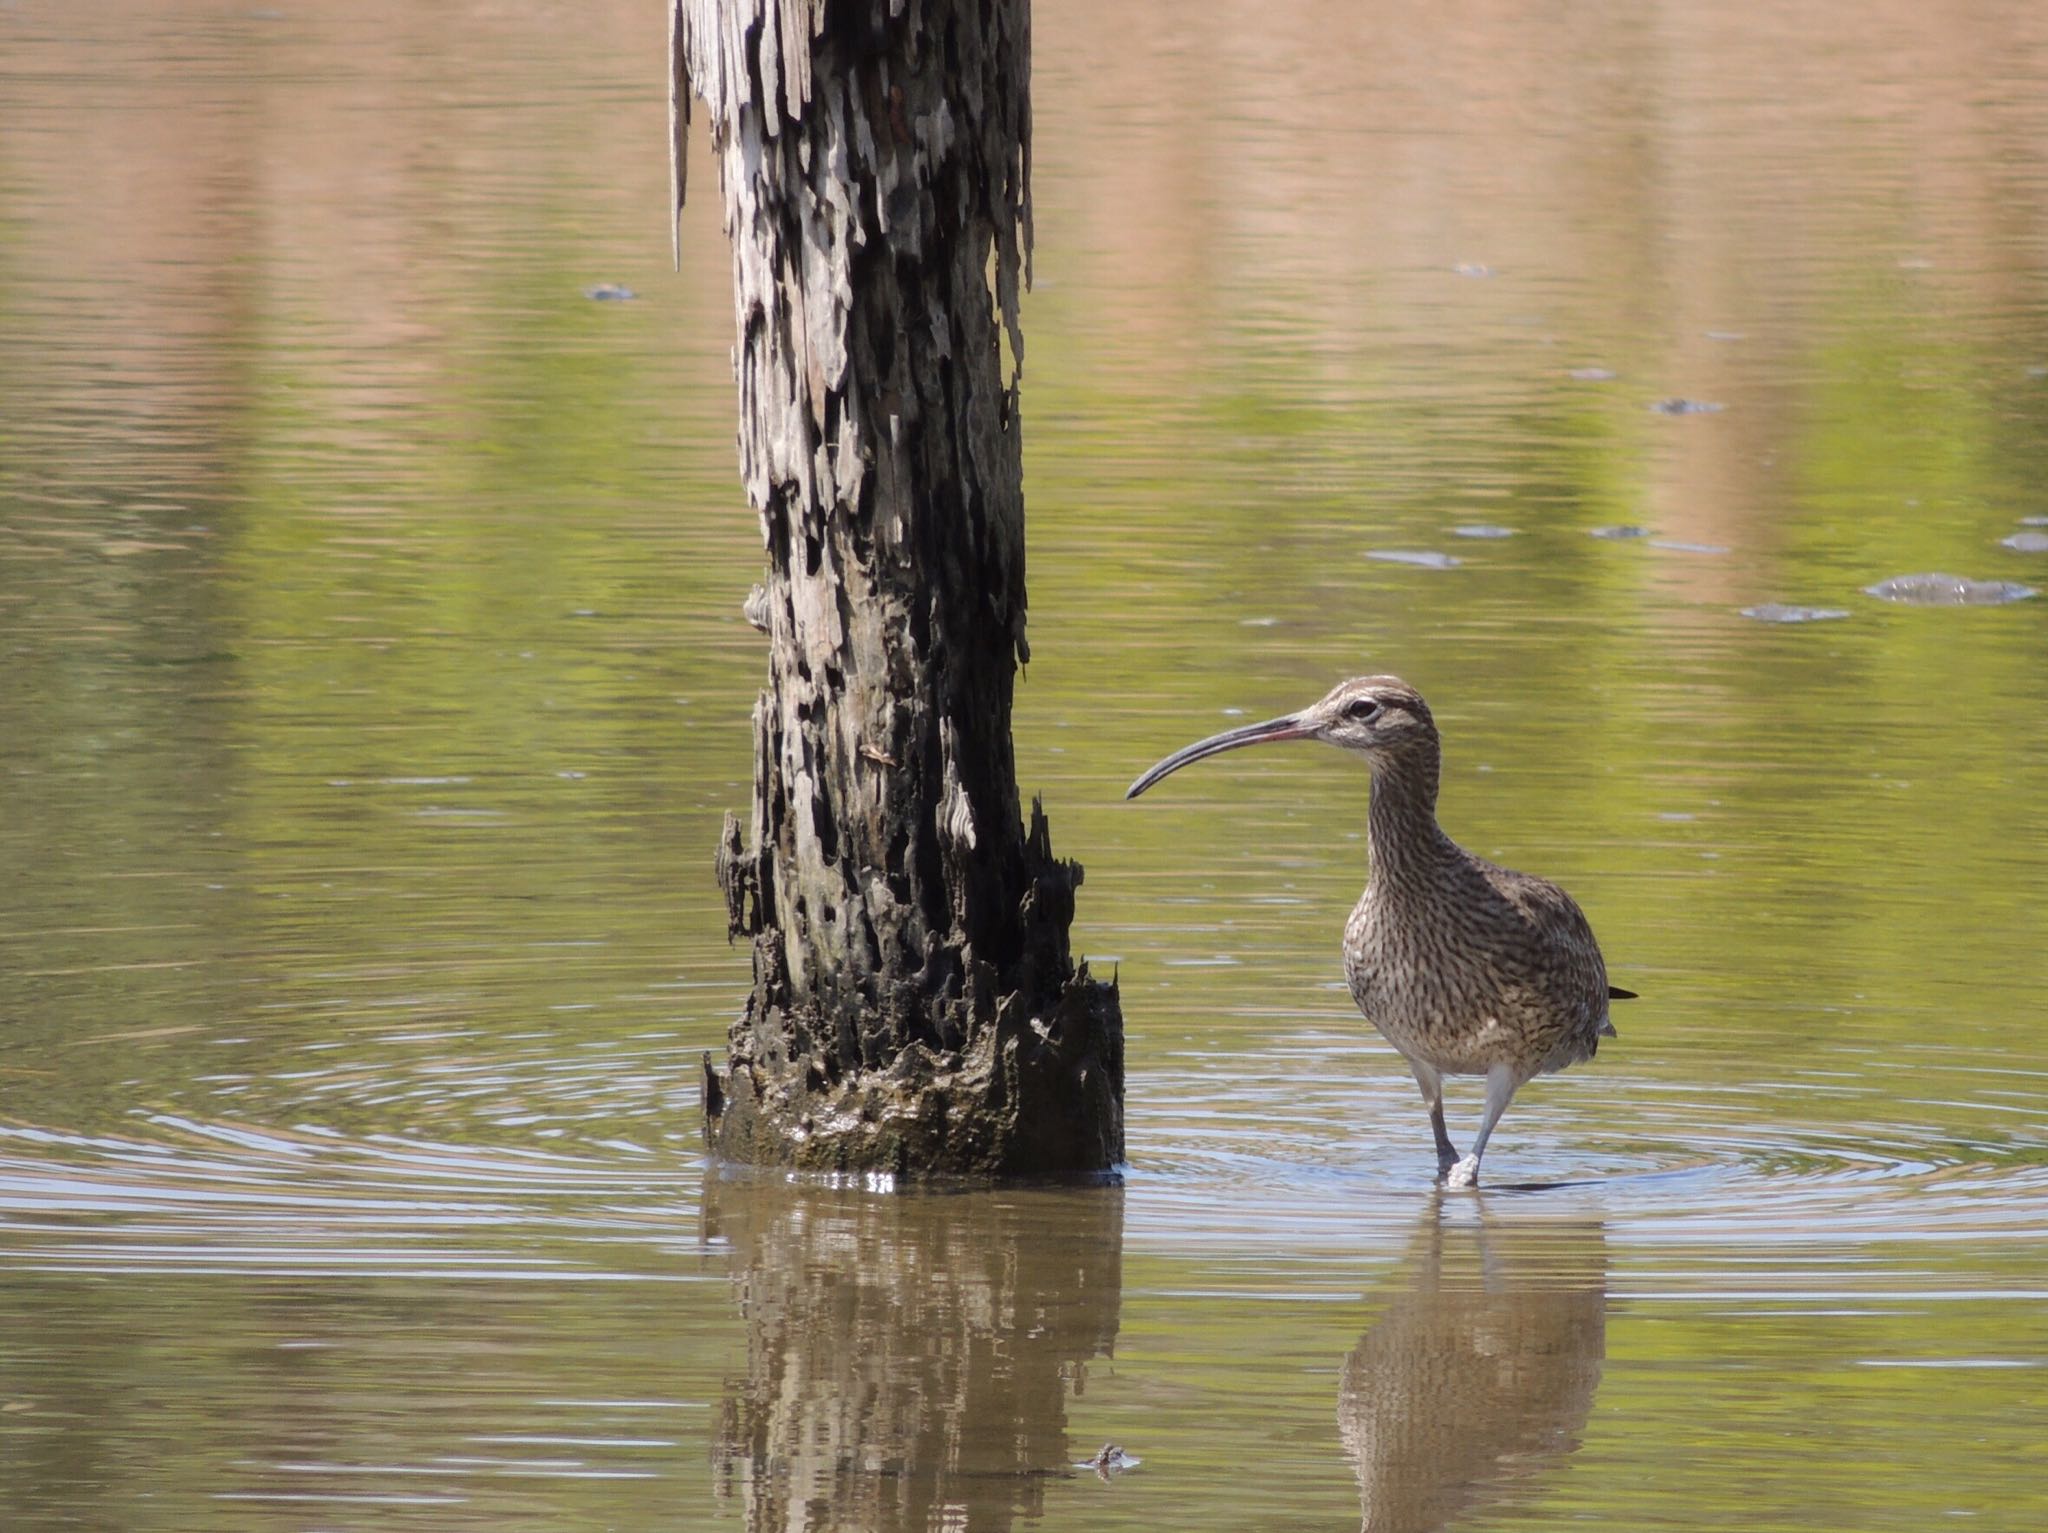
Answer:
[{"left": 676, "top": 0, "right": 1123, "bottom": 1175}]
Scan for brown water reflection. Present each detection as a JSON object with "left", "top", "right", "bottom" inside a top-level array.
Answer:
[
  {"left": 1340, "top": 1201, "right": 1604, "bottom": 1533},
  {"left": 706, "top": 1176, "right": 1123, "bottom": 1533}
]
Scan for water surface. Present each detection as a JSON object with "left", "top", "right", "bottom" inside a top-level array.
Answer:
[{"left": 4, "top": 0, "right": 2047, "bottom": 1528}]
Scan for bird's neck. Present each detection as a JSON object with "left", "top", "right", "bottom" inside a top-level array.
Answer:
[{"left": 1366, "top": 746, "right": 1449, "bottom": 886}]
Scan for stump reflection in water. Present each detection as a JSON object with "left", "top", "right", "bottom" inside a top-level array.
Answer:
[
  {"left": 1340, "top": 1198, "right": 1606, "bottom": 1533},
  {"left": 706, "top": 1175, "right": 1124, "bottom": 1533}
]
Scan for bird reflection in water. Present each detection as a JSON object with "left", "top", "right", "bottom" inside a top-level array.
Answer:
[
  {"left": 704, "top": 1173, "right": 1124, "bottom": 1533},
  {"left": 1339, "top": 1196, "right": 1606, "bottom": 1533}
]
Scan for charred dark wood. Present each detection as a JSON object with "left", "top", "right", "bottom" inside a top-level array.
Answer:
[{"left": 675, "top": 0, "right": 1123, "bottom": 1174}]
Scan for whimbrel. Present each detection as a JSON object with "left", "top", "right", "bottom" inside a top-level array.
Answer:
[{"left": 1127, "top": 676, "right": 1630, "bottom": 1187}]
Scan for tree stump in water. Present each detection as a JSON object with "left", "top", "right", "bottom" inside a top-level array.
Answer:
[{"left": 673, "top": 0, "right": 1124, "bottom": 1174}]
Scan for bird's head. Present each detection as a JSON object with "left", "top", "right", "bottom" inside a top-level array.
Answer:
[{"left": 1125, "top": 675, "right": 1437, "bottom": 799}]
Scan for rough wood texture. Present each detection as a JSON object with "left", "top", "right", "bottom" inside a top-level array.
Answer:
[{"left": 675, "top": 0, "right": 1123, "bottom": 1174}]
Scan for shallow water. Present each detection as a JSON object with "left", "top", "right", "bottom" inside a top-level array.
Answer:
[{"left": 4, "top": 0, "right": 2048, "bottom": 1528}]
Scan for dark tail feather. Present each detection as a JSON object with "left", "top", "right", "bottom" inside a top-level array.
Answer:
[{"left": 1608, "top": 985, "right": 1638, "bottom": 1000}]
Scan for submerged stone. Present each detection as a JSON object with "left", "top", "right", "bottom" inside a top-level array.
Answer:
[
  {"left": 1650, "top": 397, "right": 1725, "bottom": 415},
  {"left": 2000, "top": 531, "right": 2048, "bottom": 553},
  {"left": 1368, "top": 549, "right": 1462, "bottom": 569},
  {"left": 1649, "top": 538, "right": 1730, "bottom": 555},
  {"left": 1589, "top": 524, "right": 1653, "bottom": 540},
  {"left": 1079, "top": 1444, "right": 1141, "bottom": 1478},
  {"left": 1568, "top": 366, "right": 1616, "bottom": 382},
  {"left": 584, "top": 283, "right": 637, "bottom": 301},
  {"left": 1741, "top": 603, "right": 1850, "bottom": 624},
  {"left": 1451, "top": 524, "right": 1516, "bottom": 539},
  {"left": 1863, "top": 572, "right": 2038, "bottom": 606}
]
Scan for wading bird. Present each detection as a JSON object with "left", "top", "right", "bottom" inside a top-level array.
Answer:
[{"left": 1127, "top": 677, "right": 1631, "bottom": 1187}]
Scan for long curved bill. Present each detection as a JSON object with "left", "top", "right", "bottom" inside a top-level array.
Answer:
[{"left": 1125, "top": 713, "right": 1312, "bottom": 800}]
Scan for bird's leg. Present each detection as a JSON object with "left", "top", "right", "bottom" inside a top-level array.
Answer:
[
  {"left": 1446, "top": 1065, "right": 1520, "bottom": 1189},
  {"left": 1409, "top": 1060, "right": 1459, "bottom": 1175},
  {"left": 1430, "top": 1101, "right": 1458, "bottom": 1174}
]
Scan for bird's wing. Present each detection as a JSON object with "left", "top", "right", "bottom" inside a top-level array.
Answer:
[
  {"left": 1492, "top": 867, "right": 1600, "bottom": 952},
  {"left": 1483, "top": 865, "right": 1613, "bottom": 1017}
]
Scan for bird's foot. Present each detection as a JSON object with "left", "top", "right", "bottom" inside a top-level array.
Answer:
[{"left": 1444, "top": 1155, "right": 1481, "bottom": 1189}]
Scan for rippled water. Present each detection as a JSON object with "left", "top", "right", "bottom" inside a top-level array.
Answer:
[{"left": 5, "top": 0, "right": 2048, "bottom": 1528}]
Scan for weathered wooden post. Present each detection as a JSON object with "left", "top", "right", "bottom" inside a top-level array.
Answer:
[{"left": 673, "top": 0, "right": 1123, "bottom": 1174}]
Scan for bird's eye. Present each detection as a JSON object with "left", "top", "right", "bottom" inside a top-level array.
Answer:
[{"left": 1344, "top": 698, "right": 1382, "bottom": 722}]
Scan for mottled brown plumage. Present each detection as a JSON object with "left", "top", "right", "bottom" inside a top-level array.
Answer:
[{"left": 1127, "top": 676, "right": 1624, "bottom": 1186}]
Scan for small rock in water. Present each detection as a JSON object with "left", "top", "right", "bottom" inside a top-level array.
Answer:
[
  {"left": 1649, "top": 538, "right": 1730, "bottom": 555},
  {"left": 1650, "top": 397, "right": 1725, "bottom": 415},
  {"left": 1452, "top": 262, "right": 1495, "bottom": 278},
  {"left": 2019, "top": 515, "right": 2048, "bottom": 526},
  {"left": 584, "top": 283, "right": 637, "bottom": 301},
  {"left": 2000, "top": 531, "right": 2048, "bottom": 553},
  {"left": 1079, "top": 1443, "right": 1141, "bottom": 1478},
  {"left": 1451, "top": 524, "right": 1516, "bottom": 539},
  {"left": 1863, "top": 572, "right": 2038, "bottom": 606},
  {"left": 1589, "top": 524, "right": 1653, "bottom": 541},
  {"left": 1568, "top": 366, "right": 1617, "bottom": 382},
  {"left": 1367, "top": 549, "right": 1461, "bottom": 569},
  {"left": 1741, "top": 603, "right": 1850, "bottom": 624}
]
